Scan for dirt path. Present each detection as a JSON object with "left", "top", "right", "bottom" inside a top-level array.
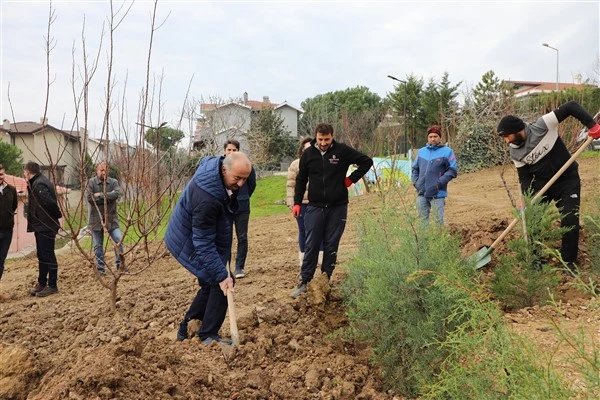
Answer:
[{"left": 0, "top": 158, "right": 598, "bottom": 400}]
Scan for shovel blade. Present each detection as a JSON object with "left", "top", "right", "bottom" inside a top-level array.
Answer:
[{"left": 469, "top": 246, "right": 493, "bottom": 270}]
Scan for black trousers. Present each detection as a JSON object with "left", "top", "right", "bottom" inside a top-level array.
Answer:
[
  {"left": 0, "top": 229, "right": 13, "bottom": 281},
  {"left": 300, "top": 204, "right": 347, "bottom": 283},
  {"left": 184, "top": 278, "right": 228, "bottom": 340},
  {"left": 538, "top": 173, "right": 580, "bottom": 263},
  {"left": 35, "top": 231, "right": 58, "bottom": 288}
]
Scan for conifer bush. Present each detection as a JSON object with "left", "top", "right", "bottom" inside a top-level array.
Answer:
[
  {"left": 491, "top": 198, "right": 565, "bottom": 310},
  {"left": 342, "top": 197, "right": 572, "bottom": 398}
]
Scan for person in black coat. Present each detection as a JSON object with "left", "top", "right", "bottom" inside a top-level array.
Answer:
[
  {"left": 0, "top": 164, "right": 18, "bottom": 285},
  {"left": 23, "top": 161, "right": 62, "bottom": 297},
  {"left": 291, "top": 123, "right": 373, "bottom": 297}
]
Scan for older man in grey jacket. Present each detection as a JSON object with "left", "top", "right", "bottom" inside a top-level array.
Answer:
[{"left": 87, "top": 162, "right": 124, "bottom": 275}]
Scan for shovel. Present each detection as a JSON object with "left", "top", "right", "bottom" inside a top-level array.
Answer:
[
  {"left": 221, "top": 268, "right": 240, "bottom": 362},
  {"left": 471, "top": 134, "right": 594, "bottom": 269}
]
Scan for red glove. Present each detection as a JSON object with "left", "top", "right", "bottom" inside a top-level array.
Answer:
[
  {"left": 292, "top": 204, "right": 301, "bottom": 217},
  {"left": 588, "top": 123, "right": 600, "bottom": 139},
  {"left": 344, "top": 177, "right": 353, "bottom": 187}
]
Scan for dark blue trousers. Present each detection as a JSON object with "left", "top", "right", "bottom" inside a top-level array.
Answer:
[
  {"left": 35, "top": 231, "right": 58, "bottom": 288},
  {"left": 233, "top": 211, "right": 249, "bottom": 272},
  {"left": 184, "top": 278, "right": 228, "bottom": 340},
  {"left": 0, "top": 229, "right": 13, "bottom": 281},
  {"left": 300, "top": 204, "right": 347, "bottom": 283}
]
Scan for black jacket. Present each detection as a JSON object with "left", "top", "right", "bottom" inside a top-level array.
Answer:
[
  {"left": 26, "top": 173, "right": 61, "bottom": 233},
  {"left": 294, "top": 139, "right": 373, "bottom": 207},
  {"left": 0, "top": 183, "right": 18, "bottom": 230}
]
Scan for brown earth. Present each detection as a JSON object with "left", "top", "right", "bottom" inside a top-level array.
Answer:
[{"left": 0, "top": 158, "right": 599, "bottom": 400}]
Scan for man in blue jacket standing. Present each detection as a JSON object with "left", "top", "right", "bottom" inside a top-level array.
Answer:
[
  {"left": 166, "top": 152, "right": 252, "bottom": 344},
  {"left": 411, "top": 125, "right": 458, "bottom": 224},
  {"left": 223, "top": 140, "right": 256, "bottom": 279}
]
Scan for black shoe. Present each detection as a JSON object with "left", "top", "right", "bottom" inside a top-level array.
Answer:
[
  {"left": 291, "top": 282, "right": 307, "bottom": 298},
  {"left": 565, "top": 262, "right": 578, "bottom": 276},
  {"left": 177, "top": 320, "right": 188, "bottom": 341},
  {"left": 35, "top": 286, "right": 58, "bottom": 297},
  {"left": 201, "top": 336, "right": 232, "bottom": 345},
  {"left": 29, "top": 283, "right": 45, "bottom": 296}
]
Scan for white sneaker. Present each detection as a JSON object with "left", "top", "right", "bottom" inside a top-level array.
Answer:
[{"left": 235, "top": 270, "right": 245, "bottom": 278}]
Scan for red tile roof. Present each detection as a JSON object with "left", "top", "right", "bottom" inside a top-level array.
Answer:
[{"left": 4, "top": 174, "right": 27, "bottom": 193}]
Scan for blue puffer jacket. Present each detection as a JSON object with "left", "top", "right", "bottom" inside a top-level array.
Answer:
[
  {"left": 411, "top": 144, "right": 458, "bottom": 199},
  {"left": 165, "top": 156, "right": 237, "bottom": 285}
]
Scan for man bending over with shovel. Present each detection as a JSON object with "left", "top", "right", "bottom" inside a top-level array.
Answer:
[
  {"left": 166, "top": 152, "right": 252, "bottom": 344},
  {"left": 497, "top": 101, "right": 600, "bottom": 273}
]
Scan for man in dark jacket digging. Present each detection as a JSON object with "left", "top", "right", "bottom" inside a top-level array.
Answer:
[
  {"left": 497, "top": 101, "right": 600, "bottom": 274},
  {"left": 165, "top": 152, "right": 252, "bottom": 344},
  {"left": 291, "top": 122, "right": 373, "bottom": 298}
]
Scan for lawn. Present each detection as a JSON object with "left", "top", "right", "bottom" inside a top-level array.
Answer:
[
  {"left": 250, "top": 174, "right": 288, "bottom": 219},
  {"left": 62, "top": 174, "right": 289, "bottom": 249}
]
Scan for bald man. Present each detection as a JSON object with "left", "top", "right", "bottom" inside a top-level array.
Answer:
[{"left": 166, "top": 152, "right": 252, "bottom": 344}]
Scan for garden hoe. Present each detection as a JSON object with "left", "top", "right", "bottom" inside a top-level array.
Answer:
[
  {"left": 471, "top": 134, "right": 594, "bottom": 270},
  {"left": 221, "top": 267, "right": 240, "bottom": 363}
]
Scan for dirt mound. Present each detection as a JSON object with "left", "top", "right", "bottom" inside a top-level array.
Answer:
[{"left": 0, "top": 344, "right": 42, "bottom": 400}]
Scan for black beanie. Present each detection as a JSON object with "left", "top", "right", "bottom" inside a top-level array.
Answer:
[{"left": 497, "top": 115, "right": 525, "bottom": 136}]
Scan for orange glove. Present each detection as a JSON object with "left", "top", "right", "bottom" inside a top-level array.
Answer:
[
  {"left": 344, "top": 177, "right": 353, "bottom": 187},
  {"left": 292, "top": 204, "right": 301, "bottom": 217},
  {"left": 588, "top": 123, "right": 600, "bottom": 139}
]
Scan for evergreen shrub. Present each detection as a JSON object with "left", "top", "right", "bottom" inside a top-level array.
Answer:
[
  {"left": 342, "top": 197, "right": 571, "bottom": 398},
  {"left": 491, "top": 197, "right": 564, "bottom": 310}
]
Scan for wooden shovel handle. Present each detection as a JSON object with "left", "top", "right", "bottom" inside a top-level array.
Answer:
[
  {"left": 489, "top": 135, "right": 594, "bottom": 251},
  {"left": 227, "top": 290, "right": 240, "bottom": 346},
  {"left": 225, "top": 265, "right": 240, "bottom": 346}
]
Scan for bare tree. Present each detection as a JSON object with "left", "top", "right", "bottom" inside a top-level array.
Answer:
[{"left": 4, "top": 0, "right": 195, "bottom": 311}]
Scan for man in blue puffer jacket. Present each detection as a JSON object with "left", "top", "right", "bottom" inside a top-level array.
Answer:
[
  {"left": 411, "top": 125, "right": 458, "bottom": 224},
  {"left": 165, "top": 152, "right": 252, "bottom": 345}
]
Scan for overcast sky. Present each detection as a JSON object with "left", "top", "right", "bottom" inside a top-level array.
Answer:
[{"left": 1, "top": 1, "right": 598, "bottom": 144}]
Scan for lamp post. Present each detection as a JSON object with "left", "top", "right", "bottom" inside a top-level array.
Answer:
[
  {"left": 542, "top": 43, "right": 559, "bottom": 91},
  {"left": 387, "top": 75, "right": 408, "bottom": 156}
]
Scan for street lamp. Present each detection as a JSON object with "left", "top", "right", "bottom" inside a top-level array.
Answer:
[
  {"left": 387, "top": 75, "right": 408, "bottom": 156},
  {"left": 542, "top": 43, "right": 559, "bottom": 91}
]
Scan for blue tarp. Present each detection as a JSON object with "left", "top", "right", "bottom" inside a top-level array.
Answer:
[{"left": 364, "top": 152, "right": 412, "bottom": 183}]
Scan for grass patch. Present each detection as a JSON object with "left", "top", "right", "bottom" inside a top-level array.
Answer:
[
  {"left": 578, "top": 149, "right": 600, "bottom": 160},
  {"left": 60, "top": 175, "right": 289, "bottom": 247},
  {"left": 250, "top": 174, "right": 288, "bottom": 219}
]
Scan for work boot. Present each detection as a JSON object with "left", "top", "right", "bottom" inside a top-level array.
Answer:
[
  {"left": 291, "top": 282, "right": 307, "bottom": 298},
  {"left": 177, "top": 319, "right": 188, "bottom": 341},
  {"left": 35, "top": 286, "right": 58, "bottom": 297},
  {"left": 29, "top": 283, "right": 45, "bottom": 296}
]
